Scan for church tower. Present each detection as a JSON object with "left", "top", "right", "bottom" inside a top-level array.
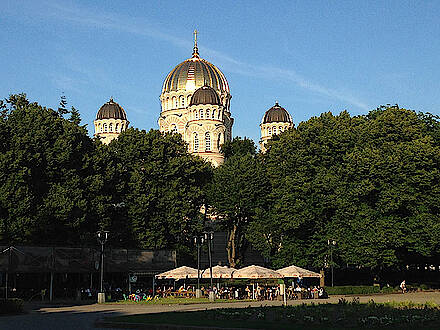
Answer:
[
  {"left": 260, "top": 102, "right": 293, "bottom": 152},
  {"left": 94, "top": 98, "right": 129, "bottom": 145},
  {"left": 158, "top": 31, "right": 233, "bottom": 166}
]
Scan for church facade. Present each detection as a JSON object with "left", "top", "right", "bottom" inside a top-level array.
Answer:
[{"left": 94, "top": 32, "right": 293, "bottom": 164}]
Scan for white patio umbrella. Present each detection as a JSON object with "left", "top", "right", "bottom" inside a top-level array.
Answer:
[
  {"left": 276, "top": 265, "right": 321, "bottom": 278},
  {"left": 201, "top": 265, "right": 236, "bottom": 279},
  {"left": 233, "top": 265, "right": 283, "bottom": 279},
  {"left": 155, "top": 266, "right": 198, "bottom": 279}
]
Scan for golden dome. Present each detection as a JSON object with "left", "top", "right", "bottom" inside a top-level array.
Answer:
[
  {"left": 161, "top": 31, "right": 229, "bottom": 95},
  {"left": 161, "top": 57, "right": 229, "bottom": 94}
]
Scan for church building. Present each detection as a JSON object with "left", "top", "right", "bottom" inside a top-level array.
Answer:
[{"left": 94, "top": 31, "right": 293, "bottom": 165}]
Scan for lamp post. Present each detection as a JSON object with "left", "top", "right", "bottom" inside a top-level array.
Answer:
[
  {"left": 203, "top": 231, "right": 214, "bottom": 301},
  {"left": 327, "top": 239, "right": 336, "bottom": 287},
  {"left": 193, "top": 235, "right": 205, "bottom": 298},
  {"left": 97, "top": 230, "right": 109, "bottom": 303}
]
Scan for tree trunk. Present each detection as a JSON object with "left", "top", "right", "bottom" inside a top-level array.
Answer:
[{"left": 227, "top": 224, "right": 242, "bottom": 268}]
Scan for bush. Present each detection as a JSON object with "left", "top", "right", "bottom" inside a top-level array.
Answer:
[
  {"left": 0, "top": 298, "right": 24, "bottom": 314},
  {"left": 325, "top": 286, "right": 381, "bottom": 295},
  {"left": 380, "top": 286, "right": 398, "bottom": 294}
]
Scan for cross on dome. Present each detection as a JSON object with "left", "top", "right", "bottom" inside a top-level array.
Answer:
[{"left": 192, "top": 29, "right": 199, "bottom": 58}]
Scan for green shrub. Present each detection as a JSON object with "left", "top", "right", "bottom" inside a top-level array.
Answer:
[
  {"left": 0, "top": 298, "right": 24, "bottom": 314},
  {"left": 325, "top": 286, "right": 381, "bottom": 295},
  {"left": 380, "top": 286, "right": 398, "bottom": 294}
]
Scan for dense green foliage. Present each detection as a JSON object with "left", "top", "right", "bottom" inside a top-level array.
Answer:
[
  {"left": 249, "top": 106, "right": 440, "bottom": 270},
  {"left": 0, "top": 94, "right": 439, "bottom": 272},
  {"left": 207, "top": 138, "right": 268, "bottom": 267},
  {"left": 0, "top": 94, "right": 95, "bottom": 245},
  {"left": 0, "top": 95, "right": 211, "bottom": 260}
]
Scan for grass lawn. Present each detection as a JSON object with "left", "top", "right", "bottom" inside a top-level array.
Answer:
[
  {"left": 107, "top": 299, "right": 440, "bottom": 329},
  {"left": 108, "top": 297, "right": 250, "bottom": 305}
]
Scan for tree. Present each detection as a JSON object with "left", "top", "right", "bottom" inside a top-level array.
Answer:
[
  {"left": 0, "top": 94, "right": 95, "bottom": 245},
  {"left": 93, "top": 128, "right": 212, "bottom": 260},
  {"left": 221, "top": 136, "right": 256, "bottom": 159},
  {"left": 208, "top": 138, "right": 268, "bottom": 267},
  {"left": 250, "top": 107, "right": 440, "bottom": 272}
]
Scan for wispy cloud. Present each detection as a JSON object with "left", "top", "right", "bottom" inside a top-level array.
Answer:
[{"left": 40, "top": 1, "right": 369, "bottom": 111}]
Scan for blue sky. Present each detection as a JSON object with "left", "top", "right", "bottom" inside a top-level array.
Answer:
[{"left": 2, "top": 0, "right": 440, "bottom": 143}]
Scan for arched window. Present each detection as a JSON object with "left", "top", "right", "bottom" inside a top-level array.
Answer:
[
  {"left": 200, "top": 109, "right": 204, "bottom": 119},
  {"left": 99, "top": 124, "right": 102, "bottom": 132},
  {"left": 205, "top": 132, "right": 211, "bottom": 151},
  {"left": 170, "top": 124, "right": 178, "bottom": 134},
  {"left": 115, "top": 123, "right": 119, "bottom": 132},
  {"left": 218, "top": 110, "right": 221, "bottom": 119},
  {"left": 195, "top": 110, "right": 199, "bottom": 120},
  {"left": 206, "top": 109, "right": 210, "bottom": 118},
  {"left": 103, "top": 124, "right": 108, "bottom": 132},
  {"left": 212, "top": 110, "right": 216, "bottom": 119},
  {"left": 180, "top": 96, "right": 185, "bottom": 107},
  {"left": 166, "top": 97, "right": 170, "bottom": 110},
  {"left": 279, "top": 126, "right": 283, "bottom": 133},
  {"left": 187, "top": 95, "right": 192, "bottom": 105},
  {"left": 217, "top": 133, "right": 221, "bottom": 150},
  {"left": 194, "top": 133, "right": 199, "bottom": 152},
  {"left": 172, "top": 96, "right": 177, "bottom": 108},
  {"left": 268, "top": 127, "right": 271, "bottom": 135},
  {"left": 109, "top": 123, "right": 113, "bottom": 132}
]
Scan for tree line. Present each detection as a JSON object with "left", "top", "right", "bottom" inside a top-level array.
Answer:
[{"left": 1, "top": 95, "right": 439, "bottom": 271}]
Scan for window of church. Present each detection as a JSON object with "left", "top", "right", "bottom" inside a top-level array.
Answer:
[
  {"left": 104, "top": 124, "right": 108, "bottom": 132},
  {"left": 195, "top": 110, "right": 199, "bottom": 120},
  {"left": 187, "top": 95, "right": 191, "bottom": 105},
  {"left": 205, "top": 132, "right": 211, "bottom": 151},
  {"left": 206, "top": 109, "right": 210, "bottom": 118},
  {"left": 194, "top": 133, "right": 199, "bottom": 152},
  {"left": 173, "top": 96, "right": 177, "bottom": 108},
  {"left": 116, "top": 123, "right": 119, "bottom": 132},
  {"left": 217, "top": 133, "right": 221, "bottom": 150},
  {"left": 268, "top": 127, "right": 271, "bottom": 135},
  {"left": 279, "top": 126, "right": 283, "bottom": 132},
  {"left": 99, "top": 124, "right": 102, "bottom": 133},
  {"left": 166, "top": 97, "right": 170, "bottom": 110},
  {"left": 180, "top": 96, "right": 185, "bottom": 107},
  {"left": 200, "top": 109, "right": 204, "bottom": 119},
  {"left": 212, "top": 110, "right": 215, "bottom": 119},
  {"left": 109, "top": 123, "right": 113, "bottom": 132}
]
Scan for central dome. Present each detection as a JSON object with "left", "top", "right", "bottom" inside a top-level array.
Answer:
[{"left": 162, "top": 51, "right": 229, "bottom": 94}]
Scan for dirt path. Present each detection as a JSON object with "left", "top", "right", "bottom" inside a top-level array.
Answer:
[{"left": 0, "top": 292, "right": 438, "bottom": 330}]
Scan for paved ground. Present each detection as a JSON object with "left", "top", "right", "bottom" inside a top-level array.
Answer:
[{"left": 0, "top": 292, "right": 439, "bottom": 330}]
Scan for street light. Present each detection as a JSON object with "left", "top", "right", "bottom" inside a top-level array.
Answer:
[
  {"left": 97, "top": 230, "right": 109, "bottom": 303},
  {"left": 203, "top": 231, "right": 214, "bottom": 301},
  {"left": 193, "top": 235, "right": 205, "bottom": 298},
  {"left": 327, "top": 239, "right": 336, "bottom": 287}
]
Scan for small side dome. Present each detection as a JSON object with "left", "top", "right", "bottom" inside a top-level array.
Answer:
[
  {"left": 189, "top": 86, "right": 221, "bottom": 106},
  {"left": 96, "top": 98, "right": 127, "bottom": 120},
  {"left": 262, "top": 102, "right": 292, "bottom": 124}
]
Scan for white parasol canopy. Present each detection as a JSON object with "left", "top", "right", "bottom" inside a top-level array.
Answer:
[
  {"left": 155, "top": 266, "right": 198, "bottom": 279},
  {"left": 233, "top": 265, "right": 283, "bottom": 279},
  {"left": 277, "top": 265, "right": 321, "bottom": 278},
  {"left": 201, "top": 265, "right": 236, "bottom": 279}
]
